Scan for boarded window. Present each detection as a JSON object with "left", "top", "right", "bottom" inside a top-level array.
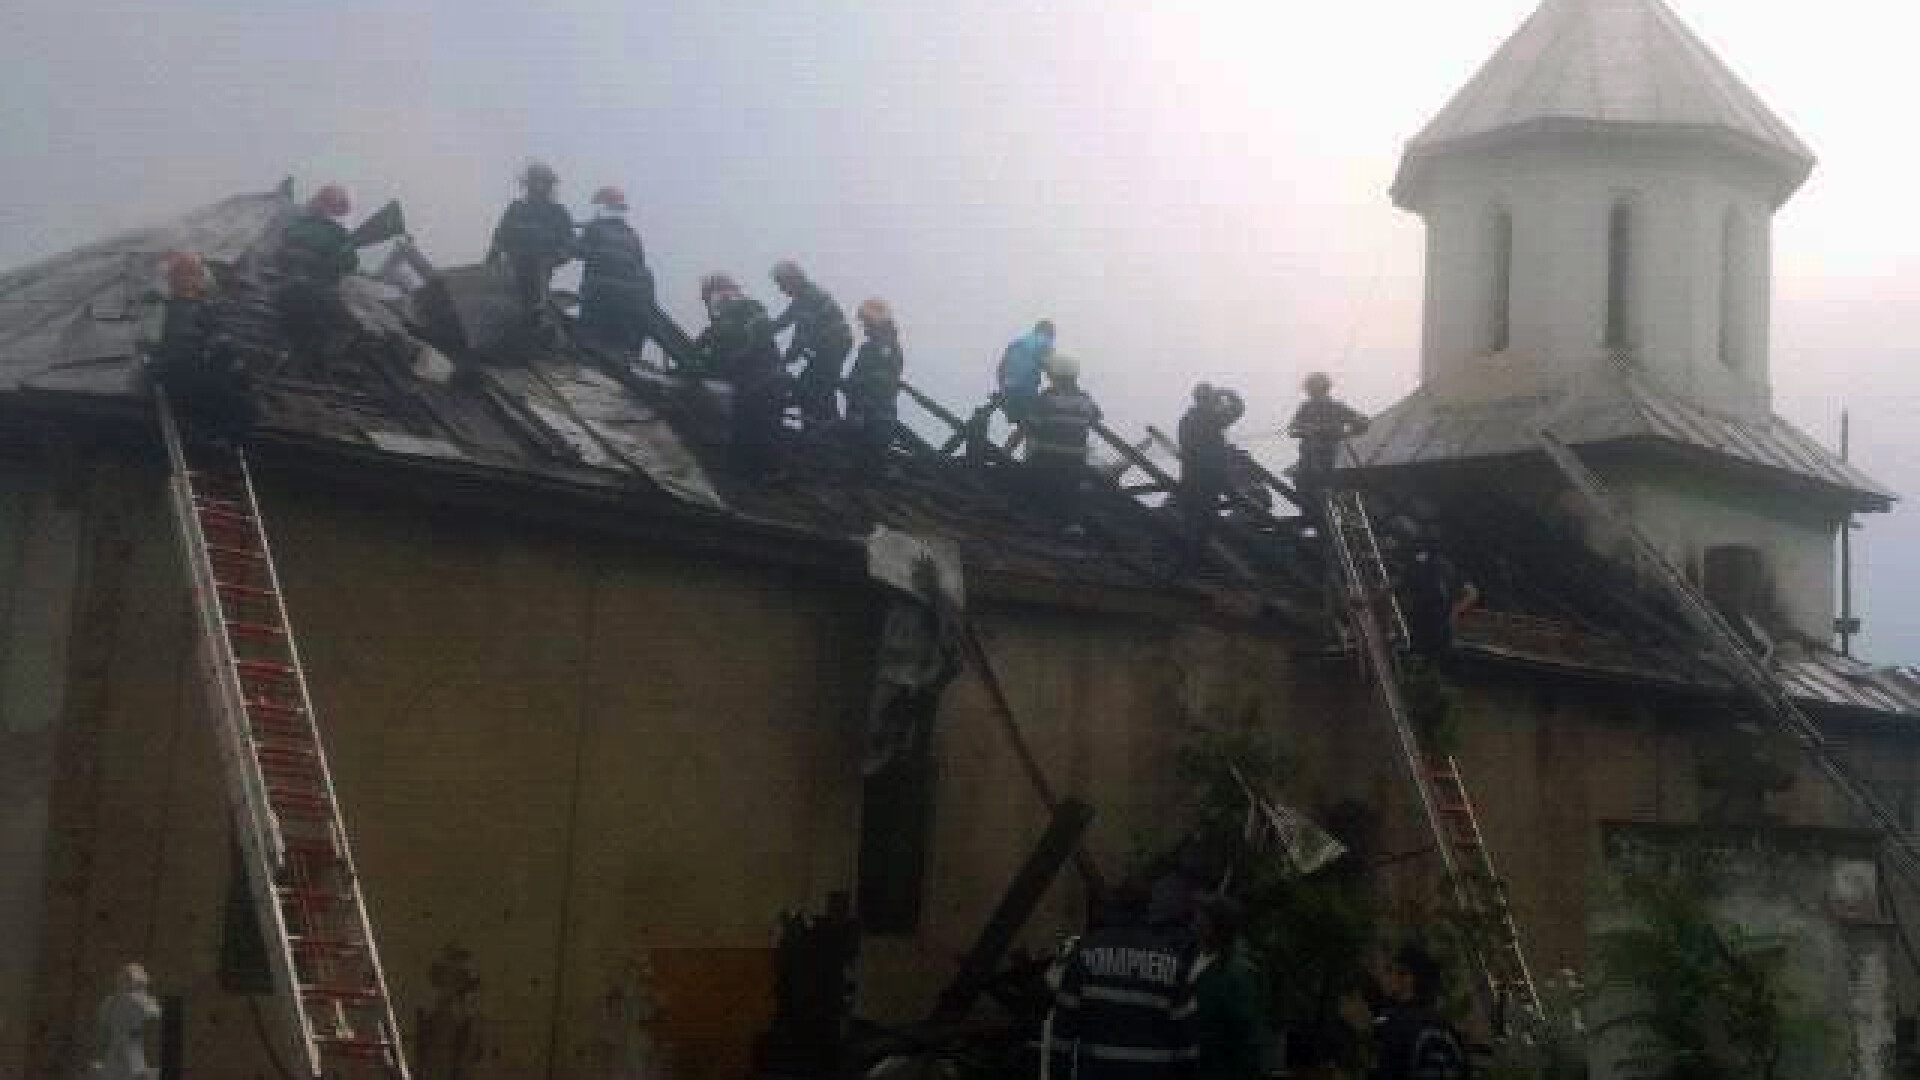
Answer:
[
  {"left": 1488, "top": 209, "right": 1513, "bottom": 354},
  {"left": 1605, "top": 201, "right": 1634, "bottom": 351},
  {"left": 857, "top": 748, "right": 936, "bottom": 934},
  {"left": 1703, "top": 545, "right": 1767, "bottom": 621}
]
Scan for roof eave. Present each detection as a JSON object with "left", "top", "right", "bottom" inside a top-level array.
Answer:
[{"left": 1392, "top": 119, "right": 1815, "bottom": 212}]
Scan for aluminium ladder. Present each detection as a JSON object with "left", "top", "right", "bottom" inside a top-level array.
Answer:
[
  {"left": 1322, "top": 487, "right": 1545, "bottom": 1041},
  {"left": 158, "top": 395, "right": 410, "bottom": 1080},
  {"left": 1537, "top": 429, "right": 1920, "bottom": 894}
]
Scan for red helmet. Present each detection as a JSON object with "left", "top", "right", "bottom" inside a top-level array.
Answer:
[
  {"left": 163, "top": 252, "right": 209, "bottom": 298},
  {"left": 591, "top": 185, "right": 627, "bottom": 211},
  {"left": 310, "top": 184, "right": 350, "bottom": 218}
]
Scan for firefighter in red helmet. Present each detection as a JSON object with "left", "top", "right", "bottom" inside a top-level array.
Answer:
[
  {"left": 275, "top": 183, "right": 358, "bottom": 354},
  {"left": 577, "top": 185, "right": 655, "bottom": 358}
]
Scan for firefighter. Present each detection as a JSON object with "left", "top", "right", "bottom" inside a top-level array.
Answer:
[
  {"left": 275, "top": 184, "right": 358, "bottom": 353},
  {"left": 1178, "top": 383, "right": 1238, "bottom": 560},
  {"left": 694, "top": 274, "right": 787, "bottom": 477},
  {"left": 150, "top": 253, "right": 254, "bottom": 443},
  {"left": 1025, "top": 354, "right": 1102, "bottom": 533},
  {"left": 1052, "top": 880, "right": 1201, "bottom": 1080},
  {"left": 577, "top": 185, "right": 654, "bottom": 357},
  {"left": 1288, "top": 372, "right": 1368, "bottom": 494},
  {"left": 1370, "top": 943, "right": 1470, "bottom": 1080},
  {"left": 487, "top": 161, "right": 577, "bottom": 335},
  {"left": 769, "top": 261, "right": 853, "bottom": 430},
  {"left": 846, "top": 298, "right": 903, "bottom": 475}
]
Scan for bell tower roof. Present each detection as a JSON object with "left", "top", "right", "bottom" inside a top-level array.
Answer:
[{"left": 1393, "top": 0, "right": 1813, "bottom": 208}]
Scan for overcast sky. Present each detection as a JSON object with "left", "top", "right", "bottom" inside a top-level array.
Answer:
[{"left": 3, "top": 0, "right": 1917, "bottom": 660}]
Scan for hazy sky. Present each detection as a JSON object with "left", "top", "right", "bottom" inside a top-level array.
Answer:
[{"left": 4, "top": 0, "right": 1918, "bottom": 660}]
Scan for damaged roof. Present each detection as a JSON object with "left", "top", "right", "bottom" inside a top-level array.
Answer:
[
  {"left": 0, "top": 185, "right": 1321, "bottom": 619},
  {"left": 3, "top": 185, "right": 1915, "bottom": 724}
]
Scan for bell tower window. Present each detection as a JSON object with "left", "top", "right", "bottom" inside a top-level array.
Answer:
[
  {"left": 1605, "top": 200, "right": 1634, "bottom": 352},
  {"left": 1719, "top": 208, "right": 1751, "bottom": 370},
  {"left": 1487, "top": 208, "right": 1513, "bottom": 354}
]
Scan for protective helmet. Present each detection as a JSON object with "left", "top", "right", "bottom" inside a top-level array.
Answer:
[
  {"left": 521, "top": 159, "right": 559, "bottom": 190},
  {"left": 770, "top": 260, "right": 805, "bottom": 285},
  {"left": 700, "top": 273, "right": 741, "bottom": 306},
  {"left": 856, "top": 297, "right": 894, "bottom": 328},
  {"left": 1044, "top": 353, "right": 1081, "bottom": 382},
  {"left": 309, "top": 184, "right": 351, "bottom": 218},
  {"left": 1304, "top": 371, "right": 1332, "bottom": 395},
  {"left": 1192, "top": 381, "right": 1215, "bottom": 405},
  {"left": 591, "top": 185, "right": 627, "bottom": 212},
  {"left": 163, "top": 252, "right": 209, "bottom": 298}
]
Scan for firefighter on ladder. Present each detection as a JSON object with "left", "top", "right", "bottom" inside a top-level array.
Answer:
[{"left": 149, "top": 252, "right": 255, "bottom": 444}]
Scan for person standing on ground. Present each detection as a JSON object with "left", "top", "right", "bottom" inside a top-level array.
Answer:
[
  {"left": 846, "top": 298, "right": 904, "bottom": 475},
  {"left": 1053, "top": 880, "right": 1201, "bottom": 1079},
  {"left": 1370, "top": 943, "right": 1471, "bottom": 1080},
  {"left": 1193, "top": 897, "right": 1272, "bottom": 1080},
  {"left": 1025, "top": 355, "right": 1102, "bottom": 533},
  {"left": 150, "top": 252, "right": 255, "bottom": 443},
  {"left": 695, "top": 273, "right": 787, "bottom": 477},
  {"left": 577, "top": 185, "right": 654, "bottom": 358},
  {"left": 1288, "top": 372, "right": 1368, "bottom": 496},
  {"left": 487, "top": 161, "right": 577, "bottom": 337},
  {"left": 275, "top": 183, "right": 358, "bottom": 355},
  {"left": 770, "top": 261, "right": 853, "bottom": 430}
]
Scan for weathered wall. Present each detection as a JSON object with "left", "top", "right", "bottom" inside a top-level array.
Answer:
[
  {"left": 1414, "top": 140, "right": 1777, "bottom": 418},
  {"left": 12, "top": 443, "right": 1917, "bottom": 1077},
  {"left": 17, "top": 456, "right": 875, "bottom": 1080},
  {"left": 0, "top": 454, "right": 83, "bottom": 1078}
]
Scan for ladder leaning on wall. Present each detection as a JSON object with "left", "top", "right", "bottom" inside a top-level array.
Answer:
[
  {"left": 157, "top": 393, "right": 410, "bottom": 1080},
  {"left": 1536, "top": 429, "right": 1920, "bottom": 896},
  {"left": 1322, "top": 486, "right": 1546, "bottom": 1042}
]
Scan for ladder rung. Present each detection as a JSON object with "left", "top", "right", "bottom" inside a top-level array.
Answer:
[
  {"left": 226, "top": 620, "right": 288, "bottom": 641},
  {"left": 195, "top": 505, "right": 257, "bottom": 529},
  {"left": 237, "top": 659, "right": 296, "bottom": 681},
  {"left": 219, "top": 582, "right": 280, "bottom": 603},
  {"left": 304, "top": 984, "right": 383, "bottom": 1003}
]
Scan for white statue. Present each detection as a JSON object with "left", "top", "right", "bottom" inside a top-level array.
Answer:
[{"left": 88, "top": 962, "right": 159, "bottom": 1080}]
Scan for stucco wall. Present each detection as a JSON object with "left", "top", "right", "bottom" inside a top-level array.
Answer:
[
  {"left": 1415, "top": 140, "right": 1777, "bottom": 419},
  {"left": 1620, "top": 471, "right": 1840, "bottom": 642},
  {"left": 9, "top": 444, "right": 1913, "bottom": 1077}
]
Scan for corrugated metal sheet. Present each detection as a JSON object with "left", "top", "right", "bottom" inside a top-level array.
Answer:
[
  {"left": 1395, "top": 0, "right": 1812, "bottom": 203},
  {"left": 1348, "top": 360, "right": 1892, "bottom": 508}
]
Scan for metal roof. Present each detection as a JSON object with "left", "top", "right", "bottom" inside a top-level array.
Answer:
[
  {"left": 1347, "top": 359, "right": 1892, "bottom": 511},
  {"left": 0, "top": 186, "right": 1313, "bottom": 614},
  {"left": 1394, "top": 0, "right": 1814, "bottom": 206}
]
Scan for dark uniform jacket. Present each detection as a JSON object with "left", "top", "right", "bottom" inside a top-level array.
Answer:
[
  {"left": 695, "top": 294, "right": 784, "bottom": 385},
  {"left": 278, "top": 213, "right": 356, "bottom": 284},
  {"left": 579, "top": 217, "right": 651, "bottom": 292},
  {"left": 1288, "top": 396, "right": 1368, "bottom": 475},
  {"left": 488, "top": 198, "right": 576, "bottom": 263},
  {"left": 1027, "top": 385, "right": 1102, "bottom": 463},
  {"left": 847, "top": 330, "right": 903, "bottom": 418},
  {"left": 1178, "top": 405, "right": 1232, "bottom": 492},
  {"left": 1371, "top": 1004, "right": 1470, "bottom": 1080},
  {"left": 1193, "top": 949, "right": 1271, "bottom": 1080},
  {"left": 772, "top": 282, "right": 852, "bottom": 362},
  {"left": 1054, "top": 924, "right": 1201, "bottom": 1079}
]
